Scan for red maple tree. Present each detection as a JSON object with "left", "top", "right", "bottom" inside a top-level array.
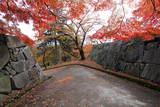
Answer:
[
  {"left": 0, "top": 0, "right": 160, "bottom": 45},
  {"left": 0, "top": 0, "right": 86, "bottom": 46},
  {"left": 90, "top": 0, "right": 160, "bottom": 41}
]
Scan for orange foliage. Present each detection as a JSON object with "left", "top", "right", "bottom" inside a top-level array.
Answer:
[
  {"left": 83, "top": 44, "right": 93, "bottom": 57},
  {"left": 36, "top": 56, "right": 43, "bottom": 63}
]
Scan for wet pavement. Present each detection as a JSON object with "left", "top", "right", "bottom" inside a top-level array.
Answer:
[{"left": 7, "top": 65, "right": 160, "bottom": 107}]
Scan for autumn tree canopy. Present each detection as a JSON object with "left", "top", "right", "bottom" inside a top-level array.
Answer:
[
  {"left": 91, "top": 0, "right": 160, "bottom": 41},
  {"left": 0, "top": 0, "right": 87, "bottom": 45},
  {"left": 0, "top": 0, "right": 160, "bottom": 45}
]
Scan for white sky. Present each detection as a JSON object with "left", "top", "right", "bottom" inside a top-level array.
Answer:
[{"left": 18, "top": 22, "right": 37, "bottom": 40}]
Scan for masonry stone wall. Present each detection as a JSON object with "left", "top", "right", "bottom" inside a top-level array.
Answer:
[
  {"left": 90, "top": 38, "right": 160, "bottom": 83},
  {"left": 0, "top": 34, "right": 44, "bottom": 100}
]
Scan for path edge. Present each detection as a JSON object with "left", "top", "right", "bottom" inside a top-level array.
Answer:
[{"left": 45, "top": 63, "right": 160, "bottom": 92}]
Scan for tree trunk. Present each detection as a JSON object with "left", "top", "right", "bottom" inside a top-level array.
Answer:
[
  {"left": 79, "top": 48, "right": 85, "bottom": 60},
  {"left": 43, "top": 49, "right": 47, "bottom": 69},
  {"left": 54, "top": 38, "right": 57, "bottom": 50}
]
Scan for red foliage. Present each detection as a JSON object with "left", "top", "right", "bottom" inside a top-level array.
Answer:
[
  {"left": 18, "top": 34, "right": 35, "bottom": 47},
  {"left": 0, "top": 0, "right": 86, "bottom": 45},
  {"left": 0, "top": 0, "right": 160, "bottom": 43},
  {"left": 91, "top": 0, "right": 160, "bottom": 41},
  {"left": 91, "top": 0, "right": 115, "bottom": 11}
]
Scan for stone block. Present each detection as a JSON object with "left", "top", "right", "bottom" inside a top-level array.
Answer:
[
  {"left": 0, "top": 45, "right": 10, "bottom": 69},
  {"left": 17, "top": 52, "right": 25, "bottom": 60},
  {"left": 143, "top": 48, "right": 160, "bottom": 64},
  {"left": 0, "top": 69, "right": 9, "bottom": 75},
  {"left": 141, "top": 64, "right": 160, "bottom": 82},
  {"left": 25, "top": 58, "right": 36, "bottom": 71},
  {"left": 7, "top": 36, "right": 25, "bottom": 48},
  {"left": 115, "top": 61, "right": 126, "bottom": 72},
  {"left": 121, "top": 39, "right": 143, "bottom": 63},
  {"left": 23, "top": 47, "right": 33, "bottom": 59},
  {"left": 11, "top": 60, "right": 25, "bottom": 73},
  {"left": 11, "top": 71, "right": 30, "bottom": 89},
  {"left": 35, "top": 63, "right": 42, "bottom": 72},
  {"left": 123, "top": 63, "right": 143, "bottom": 77},
  {"left": 103, "top": 41, "right": 123, "bottom": 68},
  {"left": 28, "top": 63, "right": 43, "bottom": 80},
  {"left": 5, "top": 66, "right": 16, "bottom": 75},
  {"left": 0, "top": 76, "right": 11, "bottom": 93}
]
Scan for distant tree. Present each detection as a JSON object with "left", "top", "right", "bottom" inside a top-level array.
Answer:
[
  {"left": 44, "top": 30, "right": 79, "bottom": 58},
  {"left": 46, "top": 9, "right": 101, "bottom": 60},
  {"left": 37, "top": 39, "right": 48, "bottom": 69}
]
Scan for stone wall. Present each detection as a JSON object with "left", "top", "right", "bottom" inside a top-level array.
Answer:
[
  {"left": 89, "top": 38, "right": 160, "bottom": 83},
  {"left": 0, "top": 34, "right": 44, "bottom": 100}
]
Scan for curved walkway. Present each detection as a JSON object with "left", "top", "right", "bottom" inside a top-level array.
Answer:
[{"left": 7, "top": 65, "right": 160, "bottom": 107}]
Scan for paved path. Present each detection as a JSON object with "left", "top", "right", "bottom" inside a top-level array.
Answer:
[{"left": 8, "top": 65, "right": 160, "bottom": 107}]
